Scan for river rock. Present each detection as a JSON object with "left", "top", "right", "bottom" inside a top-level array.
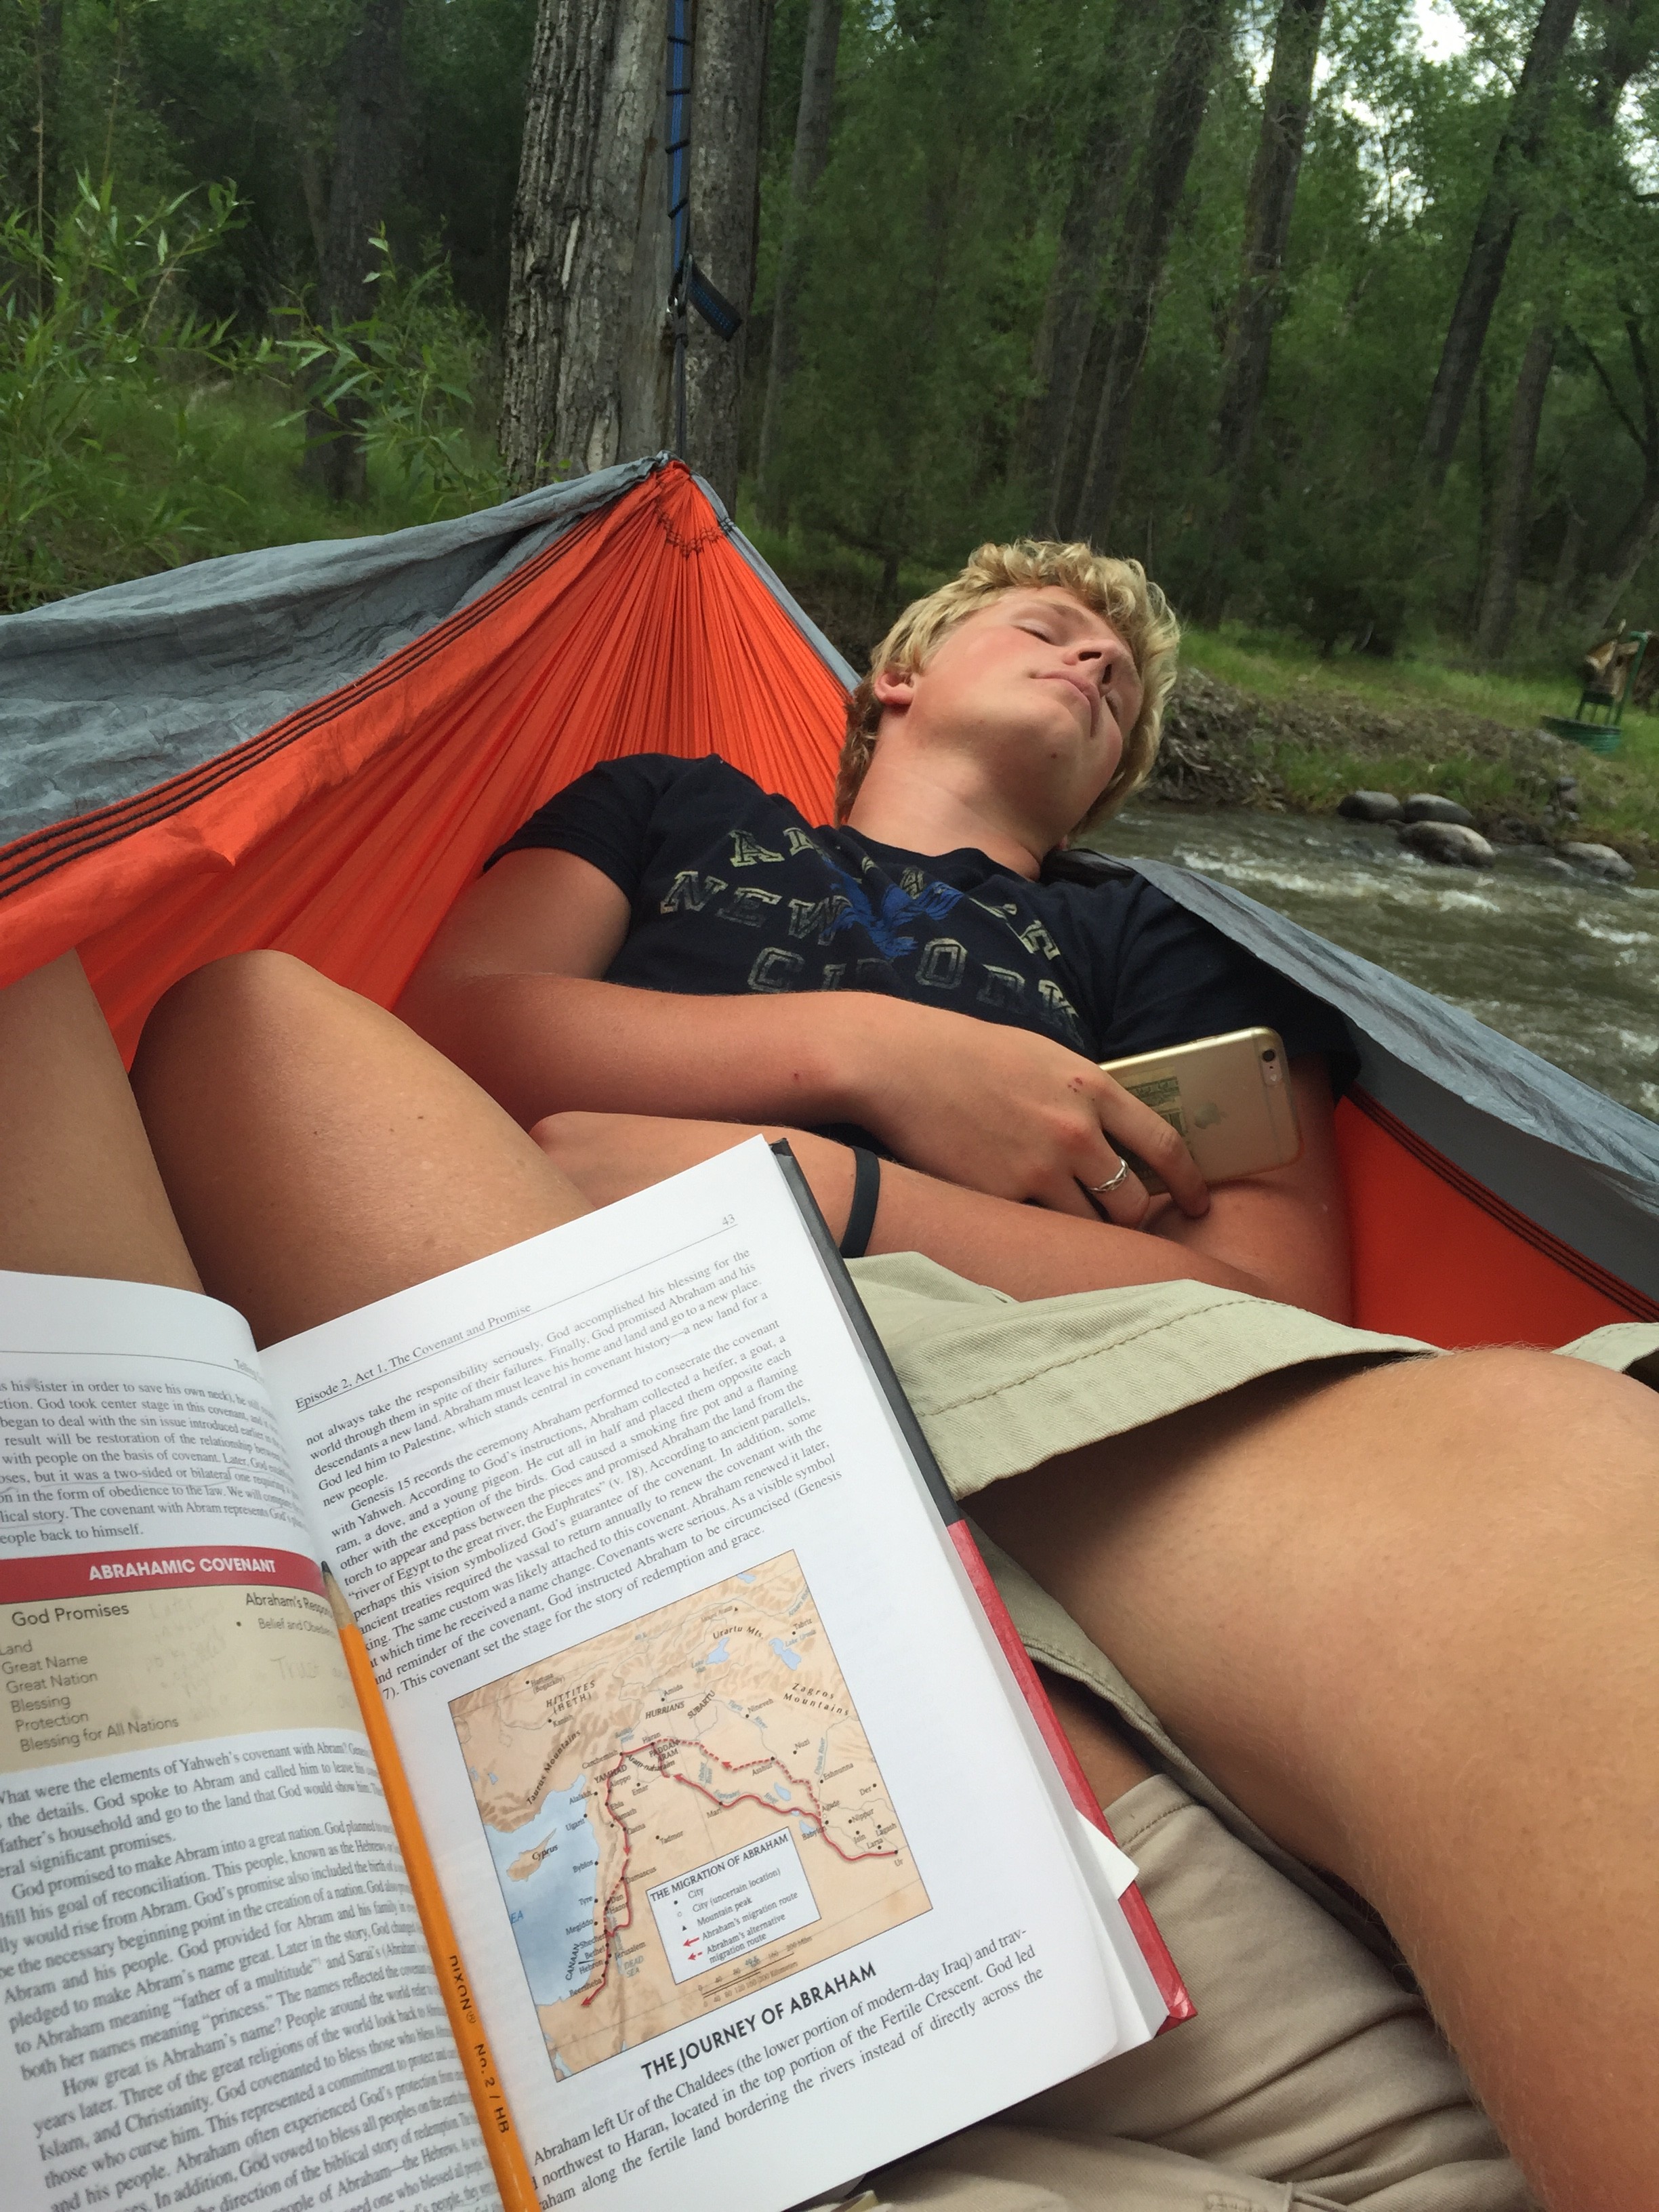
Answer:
[
  {"left": 1338, "top": 790, "right": 1401, "bottom": 822},
  {"left": 1399, "top": 820, "right": 1496, "bottom": 867},
  {"left": 1560, "top": 841, "right": 1635, "bottom": 882},
  {"left": 1401, "top": 793, "right": 1475, "bottom": 826}
]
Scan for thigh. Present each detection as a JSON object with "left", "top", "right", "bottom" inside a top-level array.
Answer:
[
  {"left": 967, "top": 1345, "right": 1658, "bottom": 1881},
  {"left": 131, "top": 952, "right": 590, "bottom": 1345}
]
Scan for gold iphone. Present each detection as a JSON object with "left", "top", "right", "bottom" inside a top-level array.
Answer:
[{"left": 1099, "top": 1026, "right": 1301, "bottom": 1191}]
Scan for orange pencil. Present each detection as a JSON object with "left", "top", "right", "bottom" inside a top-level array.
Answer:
[{"left": 323, "top": 1566, "right": 541, "bottom": 2212}]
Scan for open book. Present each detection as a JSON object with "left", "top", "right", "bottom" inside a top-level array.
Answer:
[{"left": 0, "top": 1139, "right": 1187, "bottom": 2212}]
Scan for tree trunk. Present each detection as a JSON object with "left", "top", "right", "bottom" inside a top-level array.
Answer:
[
  {"left": 500, "top": 0, "right": 672, "bottom": 495},
  {"left": 32, "top": 0, "right": 64, "bottom": 247},
  {"left": 1544, "top": 501, "right": 1585, "bottom": 630},
  {"left": 1582, "top": 473, "right": 1659, "bottom": 634},
  {"left": 1194, "top": 0, "right": 1326, "bottom": 623},
  {"left": 1467, "top": 9, "right": 1652, "bottom": 653},
  {"left": 1418, "top": 0, "right": 1580, "bottom": 483},
  {"left": 1473, "top": 314, "right": 1555, "bottom": 659},
  {"left": 1576, "top": 314, "right": 1659, "bottom": 633},
  {"left": 501, "top": 0, "right": 766, "bottom": 502},
  {"left": 305, "top": 0, "right": 408, "bottom": 504},
  {"left": 1066, "top": 0, "right": 1233, "bottom": 548},
  {"left": 684, "top": 0, "right": 774, "bottom": 514},
  {"left": 755, "top": 0, "right": 842, "bottom": 527},
  {"left": 1014, "top": 1, "right": 1153, "bottom": 537}
]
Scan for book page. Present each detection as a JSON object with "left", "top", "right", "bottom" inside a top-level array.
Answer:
[
  {"left": 265, "top": 1141, "right": 1151, "bottom": 2212},
  {"left": 0, "top": 1273, "right": 498, "bottom": 2212}
]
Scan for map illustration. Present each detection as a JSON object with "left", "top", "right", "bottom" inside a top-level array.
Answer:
[{"left": 450, "top": 1554, "right": 928, "bottom": 2075}]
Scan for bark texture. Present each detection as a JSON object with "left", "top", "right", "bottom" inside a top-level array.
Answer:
[
  {"left": 1473, "top": 313, "right": 1556, "bottom": 659},
  {"left": 1065, "top": 0, "right": 1233, "bottom": 548},
  {"left": 1581, "top": 317, "right": 1659, "bottom": 634},
  {"left": 306, "top": 0, "right": 408, "bottom": 504},
  {"left": 755, "top": 0, "right": 842, "bottom": 525},
  {"left": 1195, "top": 0, "right": 1326, "bottom": 621},
  {"left": 1014, "top": 2, "right": 1151, "bottom": 536},
  {"left": 1544, "top": 501, "right": 1586, "bottom": 629},
  {"left": 1418, "top": 0, "right": 1581, "bottom": 482},
  {"left": 684, "top": 0, "right": 773, "bottom": 513},
  {"left": 500, "top": 0, "right": 672, "bottom": 494}
]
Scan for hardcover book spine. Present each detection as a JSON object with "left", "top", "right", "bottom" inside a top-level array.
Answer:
[{"left": 766, "top": 1145, "right": 1193, "bottom": 2027}]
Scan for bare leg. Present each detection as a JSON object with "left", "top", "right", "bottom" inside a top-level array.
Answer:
[
  {"left": 0, "top": 951, "right": 199, "bottom": 1289},
  {"left": 135, "top": 955, "right": 1658, "bottom": 2207},
  {"left": 972, "top": 1353, "right": 1659, "bottom": 2212},
  {"left": 131, "top": 952, "right": 593, "bottom": 1345}
]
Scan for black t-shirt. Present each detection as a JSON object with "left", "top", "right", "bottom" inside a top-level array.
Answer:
[{"left": 489, "top": 755, "right": 1351, "bottom": 1086}]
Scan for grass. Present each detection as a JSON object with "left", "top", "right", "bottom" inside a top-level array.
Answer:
[
  {"left": 1179, "top": 623, "right": 1611, "bottom": 729},
  {"left": 1171, "top": 623, "right": 1659, "bottom": 862},
  {"left": 11, "top": 373, "right": 503, "bottom": 608}
]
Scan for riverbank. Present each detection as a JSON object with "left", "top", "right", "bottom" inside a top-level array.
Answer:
[{"left": 1159, "top": 657, "right": 1659, "bottom": 867}]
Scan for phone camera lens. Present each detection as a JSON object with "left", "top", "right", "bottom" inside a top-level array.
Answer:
[{"left": 1261, "top": 1048, "right": 1277, "bottom": 1063}]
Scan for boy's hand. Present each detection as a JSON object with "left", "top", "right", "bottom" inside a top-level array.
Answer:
[{"left": 842, "top": 999, "right": 1208, "bottom": 1225}]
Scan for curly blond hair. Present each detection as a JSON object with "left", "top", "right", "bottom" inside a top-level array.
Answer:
[{"left": 834, "top": 539, "right": 1180, "bottom": 831}]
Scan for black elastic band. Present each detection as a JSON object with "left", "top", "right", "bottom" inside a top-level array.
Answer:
[{"left": 838, "top": 1146, "right": 882, "bottom": 1260}]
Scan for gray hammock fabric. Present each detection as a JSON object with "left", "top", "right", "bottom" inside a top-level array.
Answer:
[{"left": 2, "top": 454, "right": 1654, "bottom": 1303}]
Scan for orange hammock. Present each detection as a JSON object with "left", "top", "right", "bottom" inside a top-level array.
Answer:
[
  {"left": 1, "top": 466, "right": 843, "bottom": 1057},
  {"left": 1, "top": 459, "right": 1655, "bottom": 1349}
]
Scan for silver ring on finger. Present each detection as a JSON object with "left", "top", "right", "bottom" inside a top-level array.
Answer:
[{"left": 1086, "top": 1157, "right": 1130, "bottom": 1196}]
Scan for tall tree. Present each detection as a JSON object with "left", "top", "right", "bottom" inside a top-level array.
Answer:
[
  {"left": 500, "top": 0, "right": 670, "bottom": 493},
  {"left": 1473, "top": 313, "right": 1559, "bottom": 655},
  {"left": 684, "top": 0, "right": 773, "bottom": 512},
  {"left": 1418, "top": 0, "right": 1581, "bottom": 483},
  {"left": 305, "top": 0, "right": 409, "bottom": 504},
  {"left": 1473, "top": 0, "right": 1657, "bottom": 655},
  {"left": 1012, "top": 1, "right": 1151, "bottom": 536},
  {"left": 1065, "top": 0, "right": 1233, "bottom": 548},
  {"left": 756, "top": 0, "right": 842, "bottom": 526},
  {"left": 1194, "top": 0, "right": 1327, "bottom": 622},
  {"left": 1578, "top": 311, "right": 1659, "bottom": 632},
  {"left": 501, "top": 0, "right": 766, "bottom": 504}
]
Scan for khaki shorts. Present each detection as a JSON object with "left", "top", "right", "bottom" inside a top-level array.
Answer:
[
  {"left": 845, "top": 1255, "right": 1659, "bottom": 2209},
  {"left": 865, "top": 1770, "right": 1530, "bottom": 2212}
]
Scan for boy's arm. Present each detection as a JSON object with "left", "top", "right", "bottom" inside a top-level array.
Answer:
[
  {"left": 396, "top": 846, "right": 1208, "bottom": 1223},
  {"left": 533, "top": 1053, "right": 1353, "bottom": 1322}
]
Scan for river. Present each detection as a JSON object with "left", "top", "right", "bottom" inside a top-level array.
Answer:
[{"left": 1088, "top": 803, "right": 1659, "bottom": 1124}]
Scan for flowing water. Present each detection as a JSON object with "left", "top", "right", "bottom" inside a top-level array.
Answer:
[{"left": 1089, "top": 803, "right": 1659, "bottom": 1124}]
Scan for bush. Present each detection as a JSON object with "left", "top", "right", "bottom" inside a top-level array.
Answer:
[
  {"left": 0, "top": 174, "right": 241, "bottom": 609},
  {"left": 267, "top": 232, "right": 504, "bottom": 519}
]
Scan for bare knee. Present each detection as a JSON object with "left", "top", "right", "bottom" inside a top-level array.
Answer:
[
  {"left": 133, "top": 952, "right": 349, "bottom": 1125},
  {"left": 137, "top": 949, "right": 327, "bottom": 1067},
  {"left": 1393, "top": 1343, "right": 1656, "bottom": 1518}
]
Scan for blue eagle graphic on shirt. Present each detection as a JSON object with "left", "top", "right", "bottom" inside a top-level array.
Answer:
[{"left": 821, "top": 864, "right": 964, "bottom": 960}]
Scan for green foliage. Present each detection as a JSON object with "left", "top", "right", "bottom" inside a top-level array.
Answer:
[
  {"left": 0, "top": 172, "right": 241, "bottom": 607},
  {"left": 760, "top": 0, "right": 1091, "bottom": 578},
  {"left": 11, "top": 0, "right": 1659, "bottom": 681},
  {"left": 1177, "top": 621, "right": 1659, "bottom": 849},
  {"left": 266, "top": 233, "right": 504, "bottom": 518},
  {"left": 0, "top": 178, "right": 499, "bottom": 611},
  {"left": 748, "top": 0, "right": 1659, "bottom": 658}
]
